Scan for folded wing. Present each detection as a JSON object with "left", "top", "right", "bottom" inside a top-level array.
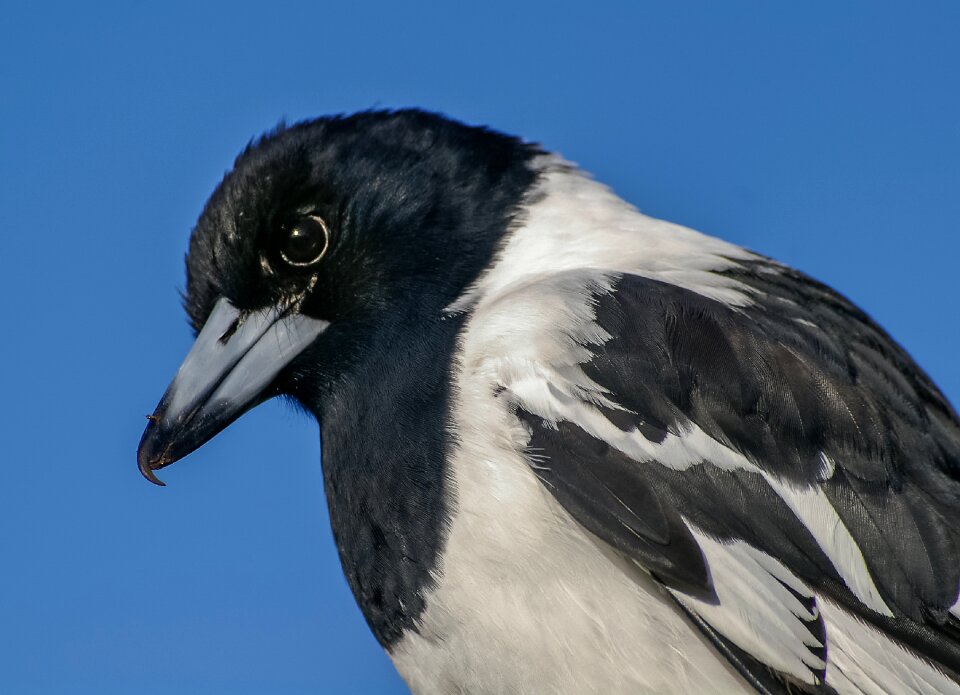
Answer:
[{"left": 499, "top": 263, "right": 960, "bottom": 693}]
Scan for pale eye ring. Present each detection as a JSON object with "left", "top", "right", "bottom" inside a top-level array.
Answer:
[{"left": 279, "top": 215, "right": 330, "bottom": 267}]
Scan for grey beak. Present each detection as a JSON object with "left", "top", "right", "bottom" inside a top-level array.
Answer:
[{"left": 137, "top": 297, "right": 328, "bottom": 485}]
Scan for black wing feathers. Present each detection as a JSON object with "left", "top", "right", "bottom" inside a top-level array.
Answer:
[
  {"left": 583, "top": 268, "right": 960, "bottom": 618},
  {"left": 519, "top": 411, "right": 714, "bottom": 600}
]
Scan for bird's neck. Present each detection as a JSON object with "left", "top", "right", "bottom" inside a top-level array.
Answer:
[{"left": 314, "top": 311, "right": 463, "bottom": 649}]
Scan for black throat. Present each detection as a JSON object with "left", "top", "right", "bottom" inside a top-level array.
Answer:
[{"left": 313, "top": 308, "right": 466, "bottom": 648}]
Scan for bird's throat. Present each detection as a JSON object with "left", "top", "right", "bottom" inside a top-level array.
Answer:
[{"left": 314, "top": 314, "right": 464, "bottom": 648}]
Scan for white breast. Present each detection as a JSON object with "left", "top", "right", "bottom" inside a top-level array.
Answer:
[{"left": 389, "top": 406, "right": 749, "bottom": 695}]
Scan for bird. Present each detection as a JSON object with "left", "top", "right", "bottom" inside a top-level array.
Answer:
[{"left": 138, "top": 109, "right": 960, "bottom": 694}]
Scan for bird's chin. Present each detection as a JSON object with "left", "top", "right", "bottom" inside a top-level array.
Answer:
[{"left": 137, "top": 296, "right": 329, "bottom": 485}]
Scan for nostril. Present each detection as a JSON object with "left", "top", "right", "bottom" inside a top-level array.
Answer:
[{"left": 218, "top": 315, "right": 242, "bottom": 344}]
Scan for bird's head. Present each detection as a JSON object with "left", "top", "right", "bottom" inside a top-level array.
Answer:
[{"left": 137, "top": 110, "right": 539, "bottom": 484}]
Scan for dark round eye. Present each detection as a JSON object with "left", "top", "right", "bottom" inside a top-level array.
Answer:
[{"left": 279, "top": 215, "right": 330, "bottom": 267}]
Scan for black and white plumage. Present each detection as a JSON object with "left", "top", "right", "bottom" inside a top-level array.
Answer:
[{"left": 138, "top": 110, "right": 960, "bottom": 694}]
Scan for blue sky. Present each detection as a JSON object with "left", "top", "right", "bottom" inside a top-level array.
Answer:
[{"left": 2, "top": 2, "right": 958, "bottom": 692}]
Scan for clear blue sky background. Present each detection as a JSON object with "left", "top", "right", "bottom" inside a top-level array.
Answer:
[{"left": 2, "top": 2, "right": 958, "bottom": 693}]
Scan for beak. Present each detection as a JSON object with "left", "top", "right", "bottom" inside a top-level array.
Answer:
[{"left": 137, "top": 297, "right": 328, "bottom": 485}]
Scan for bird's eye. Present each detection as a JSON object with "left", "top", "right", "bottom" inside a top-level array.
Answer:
[{"left": 279, "top": 215, "right": 330, "bottom": 267}]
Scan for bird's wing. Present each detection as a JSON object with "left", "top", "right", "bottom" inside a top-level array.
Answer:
[{"left": 491, "top": 261, "right": 960, "bottom": 693}]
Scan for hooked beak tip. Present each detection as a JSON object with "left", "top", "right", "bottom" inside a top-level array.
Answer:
[
  {"left": 139, "top": 461, "right": 167, "bottom": 486},
  {"left": 138, "top": 416, "right": 168, "bottom": 487}
]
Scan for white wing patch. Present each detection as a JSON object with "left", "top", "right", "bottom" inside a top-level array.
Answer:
[
  {"left": 764, "top": 474, "right": 894, "bottom": 617},
  {"left": 671, "top": 529, "right": 827, "bottom": 685},
  {"left": 819, "top": 597, "right": 960, "bottom": 695}
]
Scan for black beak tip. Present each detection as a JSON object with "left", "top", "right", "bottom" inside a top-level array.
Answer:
[
  {"left": 139, "top": 459, "right": 167, "bottom": 487},
  {"left": 138, "top": 415, "right": 168, "bottom": 487}
]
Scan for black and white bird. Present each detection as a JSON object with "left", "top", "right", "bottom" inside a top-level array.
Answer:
[{"left": 138, "top": 110, "right": 960, "bottom": 694}]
